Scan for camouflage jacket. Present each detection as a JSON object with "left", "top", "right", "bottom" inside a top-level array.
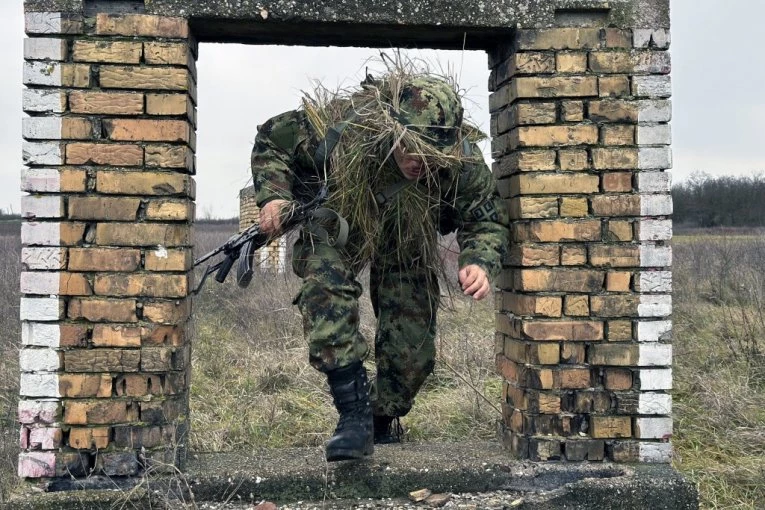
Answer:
[{"left": 251, "top": 109, "right": 509, "bottom": 279}]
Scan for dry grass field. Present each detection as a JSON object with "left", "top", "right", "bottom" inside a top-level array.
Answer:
[{"left": 0, "top": 221, "right": 763, "bottom": 509}]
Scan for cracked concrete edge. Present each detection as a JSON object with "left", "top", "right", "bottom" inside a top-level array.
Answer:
[{"left": 23, "top": 0, "right": 669, "bottom": 29}]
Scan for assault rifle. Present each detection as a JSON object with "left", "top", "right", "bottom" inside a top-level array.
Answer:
[{"left": 191, "top": 186, "right": 344, "bottom": 295}]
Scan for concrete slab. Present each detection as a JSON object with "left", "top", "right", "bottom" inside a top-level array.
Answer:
[{"left": 5, "top": 441, "right": 698, "bottom": 509}]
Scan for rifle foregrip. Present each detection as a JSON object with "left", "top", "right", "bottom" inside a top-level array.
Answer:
[{"left": 215, "top": 255, "right": 236, "bottom": 283}]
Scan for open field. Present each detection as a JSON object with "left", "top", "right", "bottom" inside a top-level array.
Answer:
[{"left": 1, "top": 224, "right": 764, "bottom": 509}]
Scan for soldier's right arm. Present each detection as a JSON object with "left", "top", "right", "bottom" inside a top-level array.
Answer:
[{"left": 251, "top": 110, "right": 306, "bottom": 207}]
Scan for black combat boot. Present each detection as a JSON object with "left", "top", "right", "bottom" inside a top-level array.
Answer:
[
  {"left": 325, "top": 361, "right": 374, "bottom": 461},
  {"left": 373, "top": 415, "right": 404, "bottom": 444}
]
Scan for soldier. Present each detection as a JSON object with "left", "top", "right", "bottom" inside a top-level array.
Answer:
[{"left": 251, "top": 68, "right": 509, "bottom": 462}]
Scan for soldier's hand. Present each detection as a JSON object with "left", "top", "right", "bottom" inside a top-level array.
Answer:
[
  {"left": 260, "top": 199, "right": 289, "bottom": 235},
  {"left": 458, "top": 264, "right": 491, "bottom": 301}
]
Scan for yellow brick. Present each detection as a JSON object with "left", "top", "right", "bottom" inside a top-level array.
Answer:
[
  {"left": 69, "top": 91, "right": 144, "bottom": 115},
  {"left": 512, "top": 174, "right": 599, "bottom": 195},
  {"left": 61, "top": 118, "right": 93, "bottom": 140},
  {"left": 556, "top": 52, "right": 588, "bottom": 73},
  {"left": 508, "top": 244, "right": 560, "bottom": 266},
  {"left": 608, "top": 320, "right": 633, "bottom": 341},
  {"left": 61, "top": 64, "right": 91, "bottom": 88},
  {"left": 592, "top": 195, "right": 640, "bottom": 216},
  {"left": 592, "top": 416, "right": 632, "bottom": 438},
  {"left": 511, "top": 76, "right": 597, "bottom": 101},
  {"left": 513, "top": 125, "right": 598, "bottom": 148},
  {"left": 516, "top": 220, "right": 601, "bottom": 243},
  {"left": 602, "top": 125, "right": 635, "bottom": 146},
  {"left": 100, "top": 66, "right": 189, "bottom": 91},
  {"left": 560, "top": 197, "right": 589, "bottom": 217},
  {"left": 72, "top": 41, "right": 142, "bottom": 63},
  {"left": 145, "top": 200, "right": 193, "bottom": 221},
  {"left": 145, "top": 248, "right": 192, "bottom": 272},
  {"left": 66, "top": 143, "right": 143, "bottom": 166},
  {"left": 95, "top": 224, "right": 190, "bottom": 247},
  {"left": 104, "top": 119, "right": 190, "bottom": 143},
  {"left": 144, "top": 42, "right": 189, "bottom": 65},
  {"left": 590, "top": 245, "right": 640, "bottom": 267},
  {"left": 599, "top": 76, "right": 631, "bottom": 97},
  {"left": 92, "top": 324, "right": 141, "bottom": 347},
  {"left": 561, "top": 246, "right": 587, "bottom": 265},
  {"left": 517, "top": 268, "right": 604, "bottom": 292},
  {"left": 146, "top": 94, "right": 189, "bottom": 115},
  {"left": 96, "top": 13, "right": 189, "bottom": 38},
  {"left": 589, "top": 100, "right": 638, "bottom": 122},
  {"left": 145, "top": 145, "right": 194, "bottom": 170},
  {"left": 606, "top": 271, "right": 632, "bottom": 291},
  {"left": 608, "top": 221, "right": 634, "bottom": 241},
  {"left": 94, "top": 274, "right": 188, "bottom": 298},
  {"left": 565, "top": 295, "right": 590, "bottom": 316},
  {"left": 592, "top": 148, "right": 638, "bottom": 169},
  {"left": 96, "top": 171, "right": 191, "bottom": 196},
  {"left": 508, "top": 197, "right": 559, "bottom": 219},
  {"left": 558, "top": 149, "right": 589, "bottom": 171},
  {"left": 561, "top": 101, "right": 584, "bottom": 122}
]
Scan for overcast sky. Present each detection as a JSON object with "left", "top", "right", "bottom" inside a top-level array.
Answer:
[{"left": 2, "top": 0, "right": 763, "bottom": 218}]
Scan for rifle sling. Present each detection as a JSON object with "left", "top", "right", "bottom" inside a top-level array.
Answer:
[{"left": 306, "top": 207, "right": 349, "bottom": 248}]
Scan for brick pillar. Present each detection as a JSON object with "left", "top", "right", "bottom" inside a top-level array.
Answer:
[
  {"left": 491, "top": 26, "right": 672, "bottom": 462},
  {"left": 239, "top": 186, "right": 287, "bottom": 273},
  {"left": 20, "top": 11, "right": 196, "bottom": 478}
]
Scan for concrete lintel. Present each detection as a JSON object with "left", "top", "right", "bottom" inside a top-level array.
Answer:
[{"left": 24, "top": 1, "right": 670, "bottom": 46}]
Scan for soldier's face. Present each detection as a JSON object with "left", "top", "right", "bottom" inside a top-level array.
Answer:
[{"left": 393, "top": 145, "right": 426, "bottom": 180}]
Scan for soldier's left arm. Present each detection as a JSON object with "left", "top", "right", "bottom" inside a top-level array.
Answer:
[{"left": 451, "top": 148, "right": 510, "bottom": 283}]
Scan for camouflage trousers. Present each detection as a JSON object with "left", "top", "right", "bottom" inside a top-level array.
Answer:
[{"left": 291, "top": 233, "right": 438, "bottom": 417}]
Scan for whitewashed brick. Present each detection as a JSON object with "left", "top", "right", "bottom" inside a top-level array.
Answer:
[
  {"left": 632, "top": 76, "right": 672, "bottom": 98},
  {"left": 18, "top": 452, "right": 57, "bottom": 478},
  {"left": 23, "top": 118, "right": 63, "bottom": 141},
  {"left": 21, "top": 222, "right": 60, "bottom": 247},
  {"left": 25, "top": 12, "right": 63, "bottom": 34},
  {"left": 633, "top": 29, "right": 653, "bottom": 48},
  {"left": 638, "top": 219, "right": 672, "bottom": 241},
  {"left": 29, "top": 427, "right": 62, "bottom": 450},
  {"left": 639, "top": 393, "right": 672, "bottom": 415},
  {"left": 640, "top": 244, "right": 672, "bottom": 267},
  {"left": 635, "top": 417, "right": 673, "bottom": 439},
  {"left": 640, "top": 194, "right": 673, "bottom": 216},
  {"left": 21, "top": 168, "right": 61, "bottom": 193},
  {"left": 23, "top": 38, "right": 67, "bottom": 61},
  {"left": 652, "top": 30, "right": 671, "bottom": 49},
  {"left": 23, "top": 61, "right": 62, "bottom": 86},
  {"left": 638, "top": 271, "right": 672, "bottom": 292},
  {"left": 21, "top": 322, "right": 61, "bottom": 348},
  {"left": 22, "top": 248, "right": 66, "bottom": 270},
  {"left": 20, "top": 297, "right": 63, "bottom": 321},
  {"left": 19, "top": 373, "right": 60, "bottom": 397},
  {"left": 639, "top": 147, "right": 672, "bottom": 169},
  {"left": 637, "top": 124, "right": 671, "bottom": 145},
  {"left": 637, "top": 320, "right": 672, "bottom": 342},
  {"left": 639, "top": 442, "right": 672, "bottom": 463},
  {"left": 634, "top": 29, "right": 671, "bottom": 49},
  {"left": 19, "top": 348, "right": 61, "bottom": 372},
  {"left": 638, "top": 100, "right": 672, "bottom": 122},
  {"left": 23, "top": 89, "right": 67, "bottom": 114},
  {"left": 25, "top": 12, "right": 81, "bottom": 34},
  {"left": 23, "top": 142, "right": 64, "bottom": 166},
  {"left": 18, "top": 400, "right": 60, "bottom": 424},
  {"left": 638, "top": 343, "right": 672, "bottom": 366},
  {"left": 21, "top": 195, "right": 64, "bottom": 219},
  {"left": 636, "top": 172, "right": 671, "bottom": 193},
  {"left": 639, "top": 368, "right": 672, "bottom": 390},
  {"left": 20, "top": 272, "right": 59, "bottom": 295},
  {"left": 639, "top": 294, "right": 672, "bottom": 317}
]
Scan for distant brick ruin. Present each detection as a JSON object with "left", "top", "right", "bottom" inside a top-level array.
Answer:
[{"left": 19, "top": 0, "right": 672, "bottom": 482}]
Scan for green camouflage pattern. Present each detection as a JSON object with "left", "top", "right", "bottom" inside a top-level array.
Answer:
[
  {"left": 393, "top": 76, "right": 464, "bottom": 148},
  {"left": 252, "top": 86, "right": 509, "bottom": 417}
]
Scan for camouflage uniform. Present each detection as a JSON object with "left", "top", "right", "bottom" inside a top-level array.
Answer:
[{"left": 251, "top": 85, "right": 509, "bottom": 418}]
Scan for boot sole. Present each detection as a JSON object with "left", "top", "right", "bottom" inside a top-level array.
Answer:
[{"left": 326, "top": 441, "right": 374, "bottom": 462}]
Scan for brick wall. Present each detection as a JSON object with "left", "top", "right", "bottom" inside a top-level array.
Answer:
[
  {"left": 20, "top": 11, "right": 196, "bottom": 478},
  {"left": 490, "top": 27, "right": 673, "bottom": 462}
]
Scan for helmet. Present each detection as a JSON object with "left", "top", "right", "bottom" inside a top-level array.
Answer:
[{"left": 392, "top": 76, "right": 464, "bottom": 149}]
